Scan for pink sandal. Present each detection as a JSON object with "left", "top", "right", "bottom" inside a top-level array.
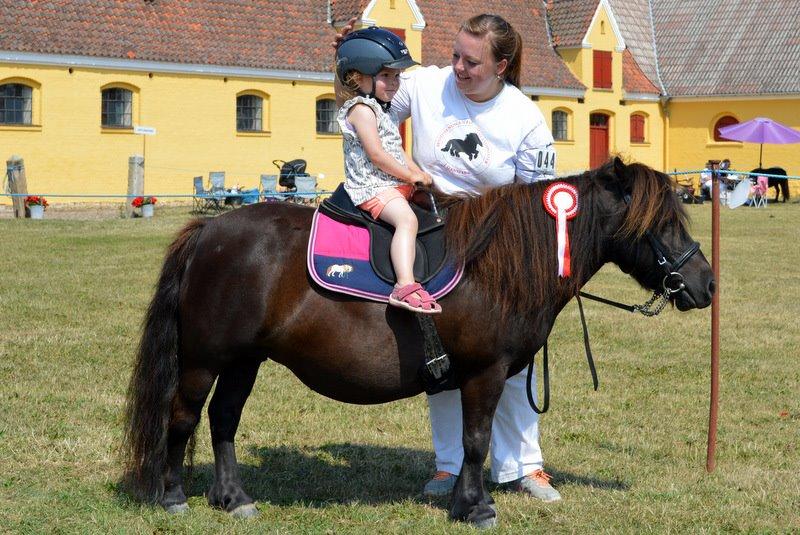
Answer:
[{"left": 389, "top": 282, "right": 442, "bottom": 314}]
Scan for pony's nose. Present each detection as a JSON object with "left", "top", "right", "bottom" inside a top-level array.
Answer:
[{"left": 707, "top": 278, "right": 716, "bottom": 296}]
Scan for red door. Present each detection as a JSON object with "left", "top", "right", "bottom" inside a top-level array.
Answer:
[{"left": 590, "top": 113, "right": 609, "bottom": 168}]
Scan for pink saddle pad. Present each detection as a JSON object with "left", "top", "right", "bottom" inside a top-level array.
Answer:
[{"left": 307, "top": 211, "right": 462, "bottom": 302}]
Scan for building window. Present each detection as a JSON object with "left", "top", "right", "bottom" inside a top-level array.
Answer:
[
  {"left": 237, "top": 94, "right": 263, "bottom": 131},
  {"left": 552, "top": 110, "right": 569, "bottom": 141},
  {"left": 101, "top": 88, "right": 133, "bottom": 127},
  {"left": 0, "top": 83, "right": 33, "bottom": 125},
  {"left": 713, "top": 115, "right": 738, "bottom": 141},
  {"left": 593, "top": 50, "right": 612, "bottom": 89},
  {"left": 316, "top": 98, "right": 340, "bottom": 134},
  {"left": 630, "top": 114, "right": 646, "bottom": 143}
]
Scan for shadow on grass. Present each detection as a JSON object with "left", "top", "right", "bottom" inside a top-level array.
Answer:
[
  {"left": 528, "top": 467, "right": 629, "bottom": 492},
  {"left": 179, "top": 443, "right": 628, "bottom": 508},
  {"left": 185, "top": 443, "right": 436, "bottom": 507}
]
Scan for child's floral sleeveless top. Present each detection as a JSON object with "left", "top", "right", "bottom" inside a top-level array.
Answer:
[{"left": 337, "top": 96, "right": 406, "bottom": 205}]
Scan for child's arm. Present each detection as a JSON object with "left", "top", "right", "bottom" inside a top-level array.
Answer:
[
  {"left": 348, "top": 104, "right": 432, "bottom": 186},
  {"left": 405, "top": 157, "right": 427, "bottom": 179}
]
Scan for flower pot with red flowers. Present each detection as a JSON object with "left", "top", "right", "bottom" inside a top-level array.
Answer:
[
  {"left": 131, "top": 196, "right": 157, "bottom": 218},
  {"left": 25, "top": 196, "right": 49, "bottom": 219}
]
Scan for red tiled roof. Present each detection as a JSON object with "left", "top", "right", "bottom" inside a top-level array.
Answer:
[
  {"left": 1, "top": 0, "right": 584, "bottom": 92},
  {"left": 416, "top": 1, "right": 584, "bottom": 91},
  {"left": 329, "top": 0, "right": 368, "bottom": 26},
  {"left": 547, "top": 0, "right": 598, "bottom": 48},
  {"left": 0, "top": 0, "right": 337, "bottom": 73},
  {"left": 652, "top": 0, "right": 800, "bottom": 96},
  {"left": 608, "top": 0, "right": 662, "bottom": 93},
  {"left": 622, "top": 49, "right": 659, "bottom": 95}
]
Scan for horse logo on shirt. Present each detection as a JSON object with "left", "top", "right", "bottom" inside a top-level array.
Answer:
[
  {"left": 441, "top": 133, "right": 483, "bottom": 161},
  {"left": 435, "top": 120, "right": 492, "bottom": 177}
]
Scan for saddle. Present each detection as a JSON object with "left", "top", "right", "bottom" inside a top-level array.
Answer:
[
  {"left": 318, "top": 184, "right": 448, "bottom": 284},
  {"left": 311, "top": 184, "right": 458, "bottom": 395}
]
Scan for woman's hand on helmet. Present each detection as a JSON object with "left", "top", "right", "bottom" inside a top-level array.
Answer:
[{"left": 331, "top": 17, "right": 359, "bottom": 49}]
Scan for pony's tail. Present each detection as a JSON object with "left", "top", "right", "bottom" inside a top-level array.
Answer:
[
  {"left": 121, "top": 219, "right": 206, "bottom": 503},
  {"left": 782, "top": 180, "right": 790, "bottom": 201}
]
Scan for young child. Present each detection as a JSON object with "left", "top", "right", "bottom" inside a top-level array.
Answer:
[{"left": 335, "top": 27, "right": 441, "bottom": 314}]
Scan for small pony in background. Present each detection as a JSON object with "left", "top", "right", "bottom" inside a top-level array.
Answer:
[{"left": 751, "top": 167, "right": 791, "bottom": 202}]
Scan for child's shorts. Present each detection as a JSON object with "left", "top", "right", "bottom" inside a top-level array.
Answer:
[{"left": 358, "top": 184, "right": 415, "bottom": 219}]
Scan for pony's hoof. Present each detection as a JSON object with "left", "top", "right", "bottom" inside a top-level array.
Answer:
[
  {"left": 466, "top": 504, "right": 497, "bottom": 529},
  {"left": 472, "top": 513, "right": 498, "bottom": 529},
  {"left": 164, "top": 502, "right": 189, "bottom": 514},
  {"left": 230, "top": 503, "right": 259, "bottom": 519}
]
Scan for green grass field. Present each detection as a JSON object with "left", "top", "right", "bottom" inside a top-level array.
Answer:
[{"left": 1, "top": 201, "right": 798, "bottom": 534}]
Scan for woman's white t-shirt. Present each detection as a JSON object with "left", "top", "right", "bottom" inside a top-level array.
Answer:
[{"left": 392, "top": 65, "right": 556, "bottom": 194}]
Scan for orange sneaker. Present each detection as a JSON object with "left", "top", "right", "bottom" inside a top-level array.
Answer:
[
  {"left": 422, "top": 470, "right": 456, "bottom": 497},
  {"left": 511, "top": 469, "right": 561, "bottom": 502}
]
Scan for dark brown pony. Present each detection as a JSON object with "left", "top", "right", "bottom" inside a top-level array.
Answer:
[{"left": 122, "top": 158, "right": 714, "bottom": 527}]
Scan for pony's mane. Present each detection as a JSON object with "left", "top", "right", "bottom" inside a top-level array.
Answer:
[{"left": 439, "top": 160, "right": 688, "bottom": 321}]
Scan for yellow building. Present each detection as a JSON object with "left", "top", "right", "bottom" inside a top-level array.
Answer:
[{"left": 2, "top": 0, "right": 798, "bottom": 204}]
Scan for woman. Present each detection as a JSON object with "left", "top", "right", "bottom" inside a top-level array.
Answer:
[{"left": 336, "top": 14, "right": 560, "bottom": 502}]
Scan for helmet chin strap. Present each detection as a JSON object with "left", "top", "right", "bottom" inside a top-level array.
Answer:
[{"left": 357, "top": 75, "right": 392, "bottom": 112}]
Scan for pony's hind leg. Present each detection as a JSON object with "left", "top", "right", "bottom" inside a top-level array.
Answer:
[
  {"left": 162, "top": 367, "right": 217, "bottom": 513},
  {"left": 207, "top": 359, "right": 261, "bottom": 518}
]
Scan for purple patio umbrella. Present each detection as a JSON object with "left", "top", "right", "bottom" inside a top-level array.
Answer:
[{"left": 719, "top": 117, "right": 800, "bottom": 167}]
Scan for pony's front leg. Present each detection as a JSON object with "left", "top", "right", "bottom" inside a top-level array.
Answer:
[
  {"left": 207, "top": 359, "right": 261, "bottom": 518},
  {"left": 449, "top": 363, "right": 506, "bottom": 528}
]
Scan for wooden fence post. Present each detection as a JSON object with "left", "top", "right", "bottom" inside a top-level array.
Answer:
[
  {"left": 126, "top": 155, "right": 144, "bottom": 218},
  {"left": 6, "top": 155, "right": 28, "bottom": 218}
]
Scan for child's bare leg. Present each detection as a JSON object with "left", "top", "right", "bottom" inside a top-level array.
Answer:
[{"left": 378, "top": 197, "right": 418, "bottom": 287}]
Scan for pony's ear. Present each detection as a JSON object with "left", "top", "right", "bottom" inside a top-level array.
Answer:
[
  {"left": 611, "top": 156, "right": 635, "bottom": 191},
  {"left": 613, "top": 156, "right": 627, "bottom": 179}
]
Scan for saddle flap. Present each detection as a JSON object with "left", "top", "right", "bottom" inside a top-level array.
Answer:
[{"left": 318, "top": 183, "right": 447, "bottom": 284}]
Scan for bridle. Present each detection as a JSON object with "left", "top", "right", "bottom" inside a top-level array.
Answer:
[
  {"left": 527, "top": 191, "right": 701, "bottom": 413},
  {"left": 579, "top": 192, "right": 700, "bottom": 316}
]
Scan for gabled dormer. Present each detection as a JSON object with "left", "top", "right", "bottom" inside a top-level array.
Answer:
[
  {"left": 328, "top": 0, "right": 426, "bottom": 63},
  {"left": 547, "top": 0, "right": 625, "bottom": 95}
]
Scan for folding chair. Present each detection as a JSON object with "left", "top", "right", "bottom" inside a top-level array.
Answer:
[
  {"left": 192, "top": 176, "right": 210, "bottom": 213},
  {"left": 208, "top": 171, "right": 226, "bottom": 212},
  {"left": 260, "top": 174, "right": 281, "bottom": 202},
  {"left": 751, "top": 175, "right": 768, "bottom": 208},
  {"left": 293, "top": 175, "right": 318, "bottom": 205}
]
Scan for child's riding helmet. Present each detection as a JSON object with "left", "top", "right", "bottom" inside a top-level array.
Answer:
[{"left": 335, "top": 26, "right": 419, "bottom": 83}]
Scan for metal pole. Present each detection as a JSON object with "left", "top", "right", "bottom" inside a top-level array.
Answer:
[{"left": 706, "top": 159, "right": 720, "bottom": 472}]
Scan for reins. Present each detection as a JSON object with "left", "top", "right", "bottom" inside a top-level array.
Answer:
[{"left": 526, "top": 192, "right": 701, "bottom": 414}]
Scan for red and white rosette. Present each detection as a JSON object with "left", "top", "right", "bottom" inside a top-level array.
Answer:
[{"left": 543, "top": 182, "right": 579, "bottom": 277}]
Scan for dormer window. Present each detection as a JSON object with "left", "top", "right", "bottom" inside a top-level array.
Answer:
[{"left": 593, "top": 51, "right": 612, "bottom": 89}]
